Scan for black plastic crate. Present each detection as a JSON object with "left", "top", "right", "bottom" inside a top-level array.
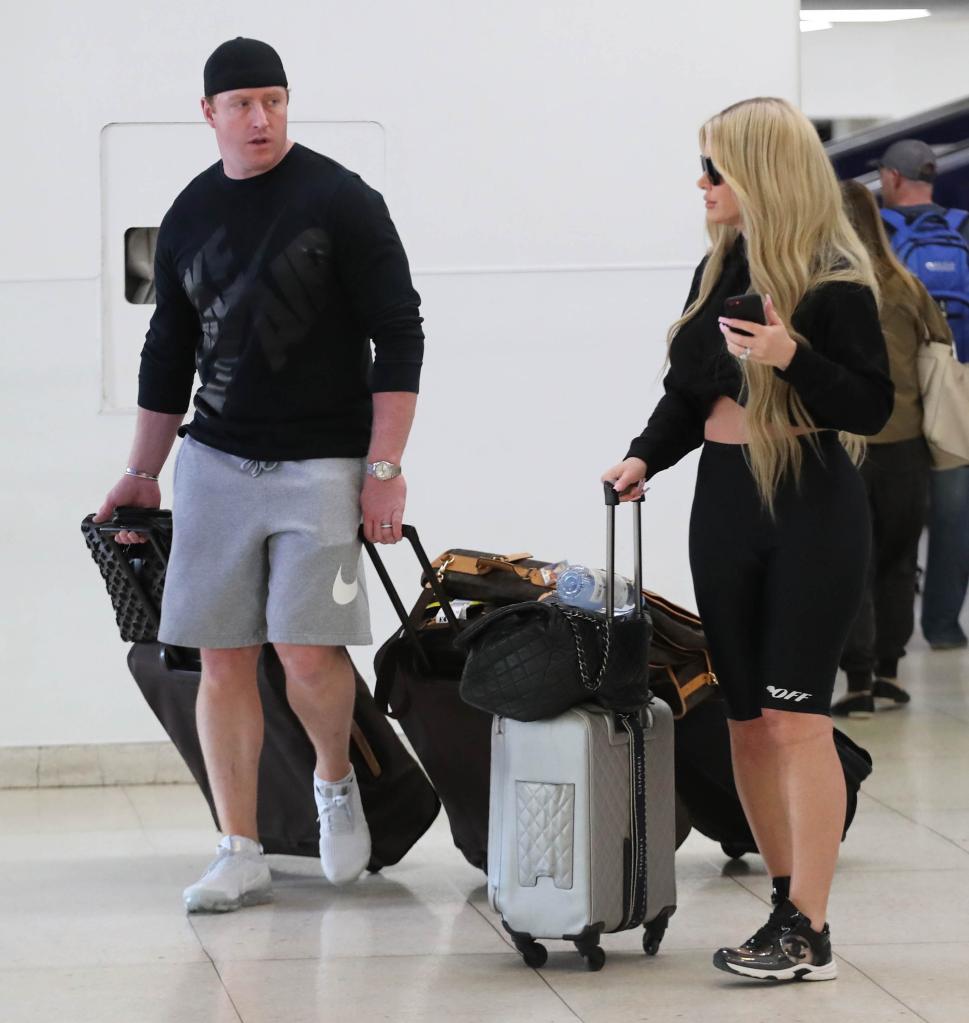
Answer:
[{"left": 81, "top": 508, "right": 173, "bottom": 642}]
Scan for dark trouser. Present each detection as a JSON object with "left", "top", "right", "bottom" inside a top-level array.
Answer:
[
  {"left": 840, "top": 438, "right": 930, "bottom": 690},
  {"left": 921, "top": 464, "right": 969, "bottom": 646}
]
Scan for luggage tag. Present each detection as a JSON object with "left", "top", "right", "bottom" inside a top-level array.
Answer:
[{"left": 433, "top": 599, "right": 482, "bottom": 623}]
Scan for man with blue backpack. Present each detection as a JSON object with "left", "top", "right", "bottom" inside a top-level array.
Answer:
[{"left": 879, "top": 138, "right": 969, "bottom": 650}]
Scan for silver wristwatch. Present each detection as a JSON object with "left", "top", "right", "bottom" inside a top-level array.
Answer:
[{"left": 366, "top": 460, "right": 403, "bottom": 481}]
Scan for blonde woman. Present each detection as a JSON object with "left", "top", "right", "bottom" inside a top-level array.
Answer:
[
  {"left": 836, "top": 180, "right": 954, "bottom": 717},
  {"left": 602, "top": 98, "right": 892, "bottom": 982}
]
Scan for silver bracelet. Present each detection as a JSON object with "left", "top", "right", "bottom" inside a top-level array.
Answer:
[{"left": 125, "top": 467, "right": 160, "bottom": 482}]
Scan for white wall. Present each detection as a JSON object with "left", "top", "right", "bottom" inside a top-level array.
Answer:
[
  {"left": 0, "top": 0, "right": 800, "bottom": 747},
  {"left": 801, "top": 13, "right": 969, "bottom": 123}
]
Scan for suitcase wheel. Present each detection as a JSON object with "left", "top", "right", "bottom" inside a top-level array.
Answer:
[
  {"left": 721, "top": 842, "right": 748, "bottom": 860},
  {"left": 572, "top": 931, "right": 606, "bottom": 971},
  {"left": 504, "top": 923, "right": 548, "bottom": 969},
  {"left": 519, "top": 941, "right": 548, "bottom": 969},
  {"left": 582, "top": 946, "right": 606, "bottom": 971},
  {"left": 642, "top": 906, "right": 674, "bottom": 956},
  {"left": 642, "top": 929, "right": 662, "bottom": 956}
]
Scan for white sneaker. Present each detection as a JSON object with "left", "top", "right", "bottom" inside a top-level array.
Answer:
[
  {"left": 183, "top": 835, "right": 273, "bottom": 913},
  {"left": 314, "top": 769, "right": 371, "bottom": 885}
]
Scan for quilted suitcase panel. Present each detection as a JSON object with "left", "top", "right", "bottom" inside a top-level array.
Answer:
[
  {"left": 489, "top": 710, "right": 602, "bottom": 937},
  {"left": 490, "top": 706, "right": 640, "bottom": 939}
]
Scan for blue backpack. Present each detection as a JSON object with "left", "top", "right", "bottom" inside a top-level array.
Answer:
[{"left": 881, "top": 207, "right": 969, "bottom": 362}]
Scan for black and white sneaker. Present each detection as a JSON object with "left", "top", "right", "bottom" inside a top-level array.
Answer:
[
  {"left": 831, "top": 691, "right": 874, "bottom": 719},
  {"left": 873, "top": 677, "right": 911, "bottom": 708},
  {"left": 713, "top": 899, "right": 837, "bottom": 982}
]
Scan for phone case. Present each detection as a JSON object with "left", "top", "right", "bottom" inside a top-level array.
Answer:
[{"left": 723, "top": 294, "right": 766, "bottom": 335}]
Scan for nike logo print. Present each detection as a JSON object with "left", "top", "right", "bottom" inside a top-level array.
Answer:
[{"left": 332, "top": 565, "right": 359, "bottom": 606}]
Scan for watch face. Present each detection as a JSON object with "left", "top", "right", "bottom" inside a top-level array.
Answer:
[{"left": 371, "top": 461, "right": 398, "bottom": 480}]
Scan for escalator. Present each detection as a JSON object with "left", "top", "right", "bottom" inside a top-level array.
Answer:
[{"left": 825, "top": 95, "right": 969, "bottom": 209}]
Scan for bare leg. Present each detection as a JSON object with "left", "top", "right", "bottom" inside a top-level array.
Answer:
[
  {"left": 274, "top": 644, "right": 355, "bottom": 781},
  {"left": 197, "top": 646, "right": 264, "bottom": 840},
  {"left": 728, "top": 717, "right": 793, "bottom": 881},
  {"left": 763, "top": 710, "right": 845, "bottom": 929}
]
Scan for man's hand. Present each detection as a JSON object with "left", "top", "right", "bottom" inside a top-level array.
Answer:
[
  {"left": 93, "top": 476, "right": 161, "bottom": 544},
  {"left": 361, "top": 474, "right": 407, "bottom": 544}
]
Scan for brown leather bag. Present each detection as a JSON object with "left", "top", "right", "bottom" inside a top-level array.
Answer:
[
  {"left": 427, "top": 549, "right": 556, "bottom": 604},
  {"left": 643, "top": 590, "right": 718, "bottom": 719}
]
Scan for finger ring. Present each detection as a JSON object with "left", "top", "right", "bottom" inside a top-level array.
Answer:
[
  {"left": 739, "top": 347, "right": 751, "bottom": 361},
  {"left": 380, "top": 523, "right": 393, "bottom": 528}
]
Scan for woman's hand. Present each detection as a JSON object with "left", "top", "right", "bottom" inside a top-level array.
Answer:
[
  {"left": 718, "top": 295, "right": 798, "bottom": 370},
  {"left": 601, "top": 457, "right": 647, "bottom": 502}
]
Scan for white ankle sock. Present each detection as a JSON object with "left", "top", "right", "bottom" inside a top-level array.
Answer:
[
  {"left": 315, "top": 769, "right": 353, "bottom": 787},
  {"left": 222, "top": 835, "right": 263, "bottom": 855}
]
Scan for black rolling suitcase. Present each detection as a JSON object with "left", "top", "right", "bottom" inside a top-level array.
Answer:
[
  {"left": 674, "top": 696, "right": 873, "bottom": 859},
  {"left": 364, "top": 526, "right": 493, "bottom": 871},
  {"left": 82, "top": 508, "right": 440, "bottom": 872}
]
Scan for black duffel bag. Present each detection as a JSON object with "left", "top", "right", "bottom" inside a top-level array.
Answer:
[
  {"left": 675, "top": 695, "right": 873, "bottom": 858},
  {"left": 456, "top": 485, "right": 652, "bottom": 721}
]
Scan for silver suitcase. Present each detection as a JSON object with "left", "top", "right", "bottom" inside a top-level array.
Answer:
[
  {"left": 488, "top": 699, "right": 677, "bottom": 969},
  {"left": 488, "top": 488, "right": 676, "bottom": 970}
]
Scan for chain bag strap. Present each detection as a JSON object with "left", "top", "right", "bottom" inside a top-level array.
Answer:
[{"left": 558, "top": 605, "right": 612, "bottom": 692}]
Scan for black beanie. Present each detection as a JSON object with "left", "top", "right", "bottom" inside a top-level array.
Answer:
[{"left": 203, "top": 37, "right": 288, "bottom": 97}]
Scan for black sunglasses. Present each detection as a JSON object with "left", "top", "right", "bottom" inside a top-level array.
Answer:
[{"left": 700, "top": 155, "right": 723, "bottom": 186}]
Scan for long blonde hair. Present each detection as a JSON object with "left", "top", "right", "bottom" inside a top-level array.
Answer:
[
  {"left": 672, "top": 97, "right": 877, "bottom": 510},
  {"left": 841, "top": 178, "right": 924, "bottom": 313}
]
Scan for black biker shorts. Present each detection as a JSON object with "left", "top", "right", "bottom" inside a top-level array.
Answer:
[{"left": 689, "top": 434, "right": 870, "bottom": 721}]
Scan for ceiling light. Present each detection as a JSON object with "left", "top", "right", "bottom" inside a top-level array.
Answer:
[{"left": 800, "top": 9, "right": 931, "bottom": 23}]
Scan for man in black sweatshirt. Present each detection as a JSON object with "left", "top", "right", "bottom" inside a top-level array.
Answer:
[{"left": 94, "top": 38, "right": 424, "bottom": 911}]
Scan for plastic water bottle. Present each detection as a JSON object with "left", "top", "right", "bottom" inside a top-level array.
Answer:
[{"left": 556, "top": 565, "right": 636, "bottom": 616}]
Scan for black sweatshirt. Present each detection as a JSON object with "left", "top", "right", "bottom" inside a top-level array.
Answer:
[
  {"left": 138, "top": 143, "right": 424, "bottom": 461},
  {"left": 626, "top": 240, "right": 893, "bottom": 477}
]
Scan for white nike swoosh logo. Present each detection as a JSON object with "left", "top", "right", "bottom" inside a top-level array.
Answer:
[{"left": 332, "top": 565, "right": 359, "bottom": 606}]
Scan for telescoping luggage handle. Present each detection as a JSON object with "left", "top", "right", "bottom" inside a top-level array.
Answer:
[
  {"left": 359, "top": 525, "right": 462, "bottom": 663},
  {"left": 602, "top": 483, "right": 650, "bottom": 931},
  {"left": 602, "top": 482, "right": 645, "bottom": 620}
]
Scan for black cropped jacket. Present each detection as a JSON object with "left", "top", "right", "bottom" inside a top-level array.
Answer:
[{"left": 626, "top": 241, "right": 894, "bottom": 477}]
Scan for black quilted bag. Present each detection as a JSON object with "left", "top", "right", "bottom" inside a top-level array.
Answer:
[
  {"left": 455, "top": 599, "right": 652, "bottom": 720},
  {"left": 456, "top": 485, "right": 653, "bottom": 720}
]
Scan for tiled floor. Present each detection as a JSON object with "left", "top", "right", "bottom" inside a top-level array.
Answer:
[{"left": 3, "top": 635, "right": 967, "bottom": 1023}]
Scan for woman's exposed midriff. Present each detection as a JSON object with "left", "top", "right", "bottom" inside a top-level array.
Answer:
[
  {"left": 704, "top": 396, "right": 748, "bottom": 443},
  {"left": 703, "top": 395, "right": 823, "bottom": 444}
]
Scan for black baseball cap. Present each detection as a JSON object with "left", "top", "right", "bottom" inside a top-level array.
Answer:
[
  {"left": 875, "top": 139, "right": 937, "bottom": 183},
  {"left": 203, "top": 37, "right": 288, "bottom": 97}
]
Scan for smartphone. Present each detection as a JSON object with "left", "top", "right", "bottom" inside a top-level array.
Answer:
[{"left": 722, "top": 293, "right": 766, "bottom": 337}]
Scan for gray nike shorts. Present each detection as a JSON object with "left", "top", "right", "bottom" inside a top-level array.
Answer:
[{"left": 158, "top": 436, "right": 372, "bottom": 649}]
